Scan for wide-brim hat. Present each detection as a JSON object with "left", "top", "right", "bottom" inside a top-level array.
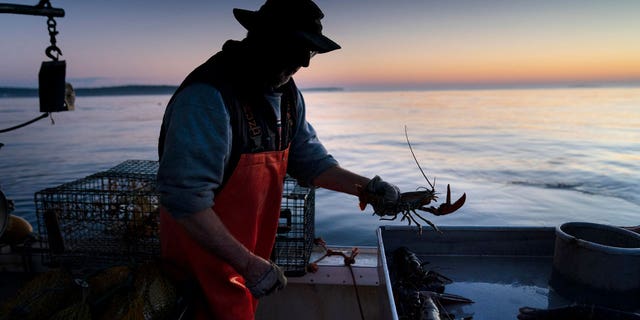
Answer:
[{"left": 233, "top": 0, "right": 341, "bottom": 54}]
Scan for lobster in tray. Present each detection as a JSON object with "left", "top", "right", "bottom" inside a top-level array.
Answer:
[
  {"left": 358, "top": 127, "right": 466, "bottom": 233},
  {"left": 393, "top": 247, "right": 473, "bottom": 320}
]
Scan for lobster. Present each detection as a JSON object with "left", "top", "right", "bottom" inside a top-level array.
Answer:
[
  {"left": 393, "top": 247, "right": 473, "bottom": 320},
  {"left": 358, "top": 127, "right": 466, "bottom": 233}
]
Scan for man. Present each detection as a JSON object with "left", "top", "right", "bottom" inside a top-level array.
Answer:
[{"left": 157, "top": 0, "right": 400, "bottom": 318}]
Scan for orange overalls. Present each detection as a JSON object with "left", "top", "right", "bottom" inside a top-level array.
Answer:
[{"left": 160, "top": 148, "right": 289, "bottom": 319}]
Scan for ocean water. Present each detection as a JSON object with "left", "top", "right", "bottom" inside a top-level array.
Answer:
[{"left": 1, "top": 87, "right": 639, "bottom": 246}]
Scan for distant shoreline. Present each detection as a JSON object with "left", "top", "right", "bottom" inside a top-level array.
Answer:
[
  {"left": 0, "top": 85, "right": 344, "bottom": 97},
  {"left": 2, "top": 83, "right": 639, "bottom": 98}
]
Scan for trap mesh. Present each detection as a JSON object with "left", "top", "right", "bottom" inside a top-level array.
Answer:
[
  {"left": 35, "top": 160, "right": 159, "bottom": 268},
  {"left": 35, "top": 160, "right": 315, "bottom": 275},
  {"left": 273, "top": 178, "right": 315, "bottom": 276}
]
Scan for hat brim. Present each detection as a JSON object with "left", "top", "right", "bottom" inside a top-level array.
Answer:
[
  {"left": 233, "top": 8, "right": 341, "bottom": 53},
  {"left": 294, "top": 31, "right": 341, "bottom": 54}
]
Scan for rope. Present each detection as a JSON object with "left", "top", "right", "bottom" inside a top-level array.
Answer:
[
  {"left": 345, "top": 260, "right": 365, "bottom": 320},
  {"left": 308, "top": 238, "right": 365, "bottom": 320},
  {"left": 0, "top": 113, "right": 50, "bottom": 133}
]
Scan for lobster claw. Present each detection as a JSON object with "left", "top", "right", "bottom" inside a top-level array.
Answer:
[{"left": 419, "top": 184, "right": 466, "bottom": 216}]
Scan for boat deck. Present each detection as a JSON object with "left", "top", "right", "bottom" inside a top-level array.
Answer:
[
  {"left": 1, "top": 243, "right": 391, "bottom": 320},
  {"left": 257, "top": 246, "right": 392, "bottom": 320},
  {"left": 378, "top": 226, "right": 640, "bottom": 320},
  {"left": 3, "top": 227, "right": 639, "bottom": 320}
]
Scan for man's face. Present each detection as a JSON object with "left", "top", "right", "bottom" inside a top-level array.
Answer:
[{"left": 264, "top": 41, "right": 317, "bottom": 89}]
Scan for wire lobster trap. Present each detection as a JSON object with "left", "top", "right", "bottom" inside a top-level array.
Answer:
[
  {"left": 272, "top": 177, "right": 315, "bottom": 277},
  {"left": 35, "top": 160, "right": 159, "bottom": 269},
  {"left": 35, "top": 160, "right": 316, "bottom": 275}
]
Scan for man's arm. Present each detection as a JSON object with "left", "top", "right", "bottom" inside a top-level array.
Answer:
[
  {"left": 312, "top": 166, "right": 401, "bottom": 215},
  {"left": 311, "top": 165, "right": 370, "bottom": 196},
  {"left": 173, "top": 207, "right": 272, "bottom": 285}
]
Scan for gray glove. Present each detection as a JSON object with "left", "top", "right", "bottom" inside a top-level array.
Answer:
[
  {"left": 246, "top": 261, "right": 287, "bottom": 298},
  {"left": 363, "top": 176, "right": 401, "bottom": 216}
]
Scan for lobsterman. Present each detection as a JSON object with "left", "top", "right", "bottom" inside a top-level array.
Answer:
[{"left": 157, "top": 0, "right": 402, "bottom": 318}]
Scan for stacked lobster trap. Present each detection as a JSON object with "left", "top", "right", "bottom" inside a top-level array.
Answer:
[
  {"left": 35, "top": 160, "right": 315, "bottom": 275},
  {"left": 35, "top": 160, "right": 160, "bottom": 268},
  {"left": 272, "top": 178, "right": 315, "bottom": 276}
]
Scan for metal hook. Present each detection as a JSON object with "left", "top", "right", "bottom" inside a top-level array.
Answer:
[{"left": 45, "top": 45, "right": 62, "bottom": 61}]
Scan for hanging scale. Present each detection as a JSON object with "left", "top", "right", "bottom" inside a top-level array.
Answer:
[{"left": 38, "top": 0, "right": 74, "bottom": 113}]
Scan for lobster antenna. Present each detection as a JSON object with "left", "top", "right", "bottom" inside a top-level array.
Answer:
[{"left": 404, "top": 126, "right": 434, "bottom": 189}]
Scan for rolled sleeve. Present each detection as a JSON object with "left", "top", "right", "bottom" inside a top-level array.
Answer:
[
  {"left": 157, "top": 83, "right": 231, "bottom": 218},
  {"left": 287, "top": 90, "right": 339, "bottom": 186}
]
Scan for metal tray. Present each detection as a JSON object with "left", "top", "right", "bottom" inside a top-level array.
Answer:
[{"left": 377, "top": 225, "right": 639, "bottom": 320}]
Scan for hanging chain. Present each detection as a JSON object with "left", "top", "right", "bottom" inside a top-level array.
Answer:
[{"left": 39, "top": 0, "right": 62, "bottom": 61}]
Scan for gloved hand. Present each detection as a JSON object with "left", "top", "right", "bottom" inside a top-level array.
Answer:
[
  {"left": 359, "top": 175, "right": 401, "bottom": 216},
  {"left": 246, "top": 261, "right": 287, "bottom": 298}
]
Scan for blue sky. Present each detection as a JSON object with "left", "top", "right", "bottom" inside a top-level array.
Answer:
[{"left": 1, "top": 0, "right": 639, "bottom": 89}]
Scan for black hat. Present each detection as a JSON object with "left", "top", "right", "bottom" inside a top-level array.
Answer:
[{"left": 233, "top": 0, "right": 341, "bottom": 53}]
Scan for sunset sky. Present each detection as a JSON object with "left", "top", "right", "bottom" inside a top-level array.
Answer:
[{"left": 1, "top": 0, "right": 639, "bottom": 90}]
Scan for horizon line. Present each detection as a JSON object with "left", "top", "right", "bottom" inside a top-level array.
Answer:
[{"left": 1, "top": 81, "right": 639, "bottom": 95}]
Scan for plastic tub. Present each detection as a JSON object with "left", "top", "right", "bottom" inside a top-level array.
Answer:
[{"left": 553, "top": 222, "right": 640, "bottom": 293}]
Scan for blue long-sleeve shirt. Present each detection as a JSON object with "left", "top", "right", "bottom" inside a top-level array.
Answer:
[{"left": 157, "top": 83, "right": 338, "bottom": 218}]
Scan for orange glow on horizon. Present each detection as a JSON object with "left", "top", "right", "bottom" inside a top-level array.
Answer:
[{"left": 299, "top": 48, "right": 640, "bottom": 88}]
